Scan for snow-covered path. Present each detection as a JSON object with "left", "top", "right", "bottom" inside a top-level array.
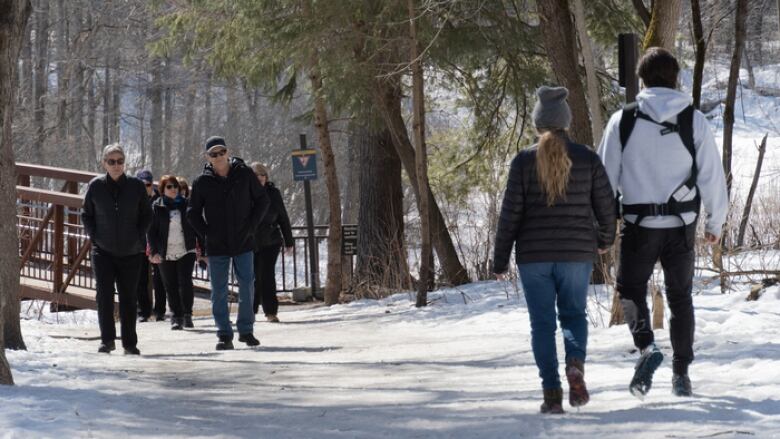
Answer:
[{"left": 2, "top": 281, "right": 779, "bottom": 438}]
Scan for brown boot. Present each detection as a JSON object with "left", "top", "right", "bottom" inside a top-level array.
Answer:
[
  {"left": 540, "top": 388, "right": 564, "bottom": 414},
  {"left": 566, "top": 358, "right": 590, "bottom": 407}
]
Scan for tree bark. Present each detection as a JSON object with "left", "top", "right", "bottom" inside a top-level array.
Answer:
[
  {"left": 182, "top": 82, "right": 196, "bottom": 175},
  {"left": 408, "top": 0, "right": 432, "bottom": 307},
  {"left": 632, "top": 0, "right": 651, "bottom": 28},
  {"left": 0, "top": 0, "right": 33, "bottom": 385},
  {"left": 372, "top": 79, "right": 470, "bottom": 286},
  {"left": 203, "top": 69, "right": 212, "bottom": 141},
  {"left": 149, "top": 57, "right": 163, "bottom": 176},
  {"left": 101, "top": 55, "right": 109, "bottom": 146},
  {"left": 737, "top": 134, "right": 767, "bottom": 248},
  {"left": 32, "top": 0, "right": 49, "bottom": 165},
  {"left": 642, "top": 0, "right": 682, "bottom": 51},
  {"left": 110, "top": 52, "right": 120, "bottom": 142},
  {"left": 163, "top": 59, "right": 173, "bottom": 171},
  {"left": 723, "top": 0, "right": 749, "bottom": 200},
  {"left": 572, "top": 0, "right": 603, "bottom": 146},
  {"left": 354, "top": 116, "right": 411, "bottom": 295},
  {"left": 537, "top": 0, "right": 593, "bottom": 147},
  {"left": 302, "top": 0, "right": 342, "bottom": 305},
  {"left": 55, "top": 0, "right": 68, "bottom": 143},
  {"left": 691, "top": 0, "right": 706, "bottom": 109}
]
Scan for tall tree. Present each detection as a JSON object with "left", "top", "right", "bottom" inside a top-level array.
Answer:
[
  {"left": 691, "top": 0, "right": 707, "bottom": 109},
  {"left": 572, "top": 0, "right": 603, "bottom": 145},
  {"left": 642, "top": 0, "right": 682, "bottom": 50},
  {"left": 537, "top": 0, "right": 593, "bottom": 147},
  {"left": 0, "top": 0, "right": 33, "bottom": 385},
  {"left": 722, "top": 0, "right": 749, "bottom": 199},
  {"left": 149, "top": 56, "right": 163, "bottom": 175},
  {"left": 32, "top": 0, "right": 49, "bottom": 165},
  {"left": 408, "top": 0, "right": 432, "bottom": 307}
]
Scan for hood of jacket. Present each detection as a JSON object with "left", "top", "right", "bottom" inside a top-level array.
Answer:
[{"left": 636, "top": 87, "right": 692, "bottom": 122}]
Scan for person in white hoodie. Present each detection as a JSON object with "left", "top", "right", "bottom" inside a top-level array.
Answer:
[{"left": 598, "top": 47, "right": 728, "bottom": 399}]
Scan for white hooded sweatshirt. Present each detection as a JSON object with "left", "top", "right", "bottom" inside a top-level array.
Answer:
[{"left": 598, "top": 87, "right": 728, "bottom": 237}]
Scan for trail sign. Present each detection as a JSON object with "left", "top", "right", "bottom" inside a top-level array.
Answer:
[
  {"left": 342, "top": 224, "right": 358, "bottom": 256},
  {"left": 292, "top": 149, "right": 318, "bottom": 181}
]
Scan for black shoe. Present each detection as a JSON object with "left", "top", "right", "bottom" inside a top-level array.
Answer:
[
  {"left": 238, "top": 333, "right": 260, "bottom": 347},
  {"left": 155, "top": 314, "right": 166, "bottom": 322},
  {"left": 138, "top": 316, "right": 149, "bottom": 323},
  {"left": 124, "top": 346, "right": 141, "bottom": 355},
  {"left": 183, "top": 314, "right": 194, "bottom": 328},
  {"left": 171, "top": 319, "right": 183, "bottom": 331},
  {"left": 629, "top": 344, "right": 664, "bottom": 399},
  {"left": 672, "top": 373, "right": 692, "bottom": 397},
  {"left": 216, "top": 336, "right": 234, "bottom": 351},
  {"left": 98, "top": 342, "right": 116, "bottom": 353}
]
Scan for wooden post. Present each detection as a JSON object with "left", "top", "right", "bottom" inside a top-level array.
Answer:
[
  {"left": 66, "top": 181, "right": 78, "bottom": 267},
  {"left": 53, "top": 205, "right": 65, "bottom": 304}
]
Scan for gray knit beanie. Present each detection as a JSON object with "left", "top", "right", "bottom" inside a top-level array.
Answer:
[{"left": 532, "top": 86, "right": 572, "bottom": 130}]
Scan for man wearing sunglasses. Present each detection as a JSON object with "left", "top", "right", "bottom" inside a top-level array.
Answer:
[
  {"left": 187, "top": 136, "right": 270, "bottom": 350},
  {"left": 82, "top": 144, "right": 153, "bottom": 355}
]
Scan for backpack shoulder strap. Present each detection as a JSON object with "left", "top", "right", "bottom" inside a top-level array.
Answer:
[
  {"left": 678, "top": 105, "right": 695, "bottom": 160},
  {"left": 619, "top": 102, "right": 639, "bottom": 151}
]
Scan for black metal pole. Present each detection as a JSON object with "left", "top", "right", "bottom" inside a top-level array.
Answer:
[
  {"left": 618, "top": 33, "right": 640, "bottom": 103},
  {"left": 300, "top": 134, "right": 319, "bottom": 297}
]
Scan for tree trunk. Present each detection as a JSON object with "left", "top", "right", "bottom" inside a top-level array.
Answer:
[
  {"left": 149, "top": 57, "right": 163, "bottom": 176},
  {"left": 55, "top": 0, "right": 68, "bottom": 143},
  {"left": 163, "top": 59, "right": 173, "bottom": 171},
  {"left": 110, "top": 53, "right": 120, "bottom": 142},
  {"left": 32, "top": 0, "right": 49, "bottom": 165},
  {"left": 341, "top": 117, "right": 361, "bottom": 292},
  {"left": 631, "top": 0, "right": 651, "bottom": 28},
  {"left": 737, "top": 134, "right": 767, "bottom": 248},
  {"left": 572, "top": 0, "right": 603, "bottom": 146},
  {"left": 408, "top": 0, "right": 432, "bottom": 308},
  {"left": 182, "top": 83, "right": 196, "bottom": 175},
  {"left": 642, "top": 0, "right": 682, "bottom": 51},
  {"left": 203, "top": 69, "right": 212, "bottom": 141},
  {"left": 537, "top": 0, "right": 593, "bottom": 147},
  {"left": 0, "top": 0, "right": 33, "bottom": 385},
  {"left": 302, "top": 1, "right": 342, "bottom": 304},
  {"left": 69, "top": 6, "right": 84, "bottom": 167},
  {"left": 372, "top": 79, "right": 470, "bottom": 286},
  {"left": 225, "top": 82, "right": 241, "bottom": 157},
  {"left": 101, "top": 57, "right": 109, "bottom": 146},
  {"left": 691, "top": 0, "right": 706, "bottom": 109},
  {"left": 354, "top": 116, "right": 410, "bottom": 295},
  {"left": 723, "top": 0, "right": 749, "bottom": 200}
]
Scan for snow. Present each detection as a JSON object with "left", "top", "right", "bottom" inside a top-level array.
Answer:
[{"left": 2, "top": 278, "right": 779, "bottom": 438}]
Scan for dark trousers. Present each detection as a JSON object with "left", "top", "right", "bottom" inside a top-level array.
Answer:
[
  {"left": 617, "top": 223, "right": 696, "bottom": 375},
  {"left": 158, "top": 253, "right": 196, "bottom": 320},
  {"left": 137, "top": 258, "right": 167, "bottom": 318},
  {"left": 254, "top": 244, "right": 281, "bottom": 316},
  {"left": 92, "top": 249, "right": 143, "bottom": 348},
  {"left": 137, "top": 258, "right": 152, "bottom": 318}
]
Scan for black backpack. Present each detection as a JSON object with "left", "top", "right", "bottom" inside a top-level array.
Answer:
[{"left": 617, "top": 102, "right": 700, "bottom": 227}]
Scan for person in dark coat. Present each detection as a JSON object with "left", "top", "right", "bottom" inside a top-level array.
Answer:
[
  {"left": 148, "top": 175, "right": 198, "bottom": 330},
  {"left": 493, "top": 86, "right": 616, "bottom": 414},
  {"left": 187, "top": 136, "right": 270, "bottom": 350},
  {"left": 82, "top": 144, "right": 153, "bottom": 355},
  {"left": 136, "top": 168, "right": 167, "bottom": 322},
  {"left": 250, "top": 162, "right": 294, "bottom": 323}
]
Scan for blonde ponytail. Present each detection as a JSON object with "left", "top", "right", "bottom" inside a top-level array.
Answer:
[{"left": 536, "top": 130, "right": 572, "bottom": 206}]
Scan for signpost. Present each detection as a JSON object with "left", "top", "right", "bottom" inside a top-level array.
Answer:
[
  {"left": 295, "top": 134, "right": 319, "bottom": 298},
  {"left": 341, "top": 224, "right": 358, "bottom": 256}
]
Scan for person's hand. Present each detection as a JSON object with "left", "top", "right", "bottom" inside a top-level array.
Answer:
[
  {"left": 284, "top": 246, "right": 294, "bottom": 256},
  {"left": 495, "top": 272, "right": 507, "bottom": 281},
  {"left": 597, "top": 247, "right": 610, "bottom": 255},
  {"left": 150, "top": 254, "right": 162, "bottom": 264},
  {"left": 705, "top": 232, "right": 719, "bottom": 245}
]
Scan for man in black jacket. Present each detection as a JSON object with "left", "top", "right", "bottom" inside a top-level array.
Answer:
[
  {"left": 82, "top": 144, "right": 153, "bottom": 355},
  {"left": 187, "top": 136, "right": 270, "bottom": 350}
]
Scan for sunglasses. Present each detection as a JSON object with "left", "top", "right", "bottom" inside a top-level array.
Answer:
[
  {"left": 144, "top": 183, "right": 153, "bottom": 187},
  {"left": 165, "top": 184, "right": 179, "bottom": 190},
  {"left": 258, "top": 173, "right": 267, "bottom": 177},
  {"left": 105, "top": 158, "right": 125, "bottom": 166},
  {"left": 208, "top": 150, "right": 227, "bottom": 158}
]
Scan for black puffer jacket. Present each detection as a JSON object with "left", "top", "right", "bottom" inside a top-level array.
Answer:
[
  {"left": 148, "top": 196, "right": 198, "bottom": 259},
  {"left": 493, "top": 141, "right": 616, "bottom": 273},
  {"left": 81, "top": 174, "right": 153, "bottom": 257},
  {"left": 254, "top": 182, "right": 294, "bottom": 249},
  {"left": 186, "top": 157, "right": 270, "bottom": 257}
]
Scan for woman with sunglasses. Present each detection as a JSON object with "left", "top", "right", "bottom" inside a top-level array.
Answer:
[
  {"left": 148, "top": 175, "right": 198, "bottom": 330},
  {"left": 250, "top": 162, "right": 293, "bottom": 323}
]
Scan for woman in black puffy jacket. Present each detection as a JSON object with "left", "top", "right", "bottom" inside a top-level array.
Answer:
[
  {"left": 250, "top": 163, "right": 294, "bottom": 322},
  {"left": 492, "top": 86, "right": 616, "bottom": 414},
  {"left": 148, "top": 175, "right": 198, "bottom": 330}
]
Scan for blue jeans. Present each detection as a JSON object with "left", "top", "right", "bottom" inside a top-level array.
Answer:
[
  {"left": 518, "top": 262, "right": 592, "bottom": 390},
  {"left": 208, "top": 251, "right": 255, "bottom": 339}
]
